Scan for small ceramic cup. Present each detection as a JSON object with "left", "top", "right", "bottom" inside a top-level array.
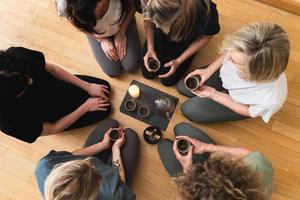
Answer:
[
  {"left": 147, "top": 58, "right": 161, "bottom": 72},
  {"left": 109, "top": 129, "right": 121, "bottom": 142},
  {"left": 176, "top": 138, "right": 191, "bottom": 155},
  {"left": 138, "top": 105, "right": 150, "bottom": 118},
  {"left": 125, "top": 99, "right": 137, "bottom": 112},
  {"left": 185, "top": 75, "right": 201, "bottom": 91}
]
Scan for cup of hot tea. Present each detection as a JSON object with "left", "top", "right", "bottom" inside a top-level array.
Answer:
[
  {"left": 185, "top": 75, "right": 201, "bottom": 91},
  {"left": 125, "top": 99, "right": 137, "bottom": 112},
  {"left": 138, "top": 105, "right": 150, "bottom": 118},
  {"left": 109, "top": 129, "right": 121, "bottom": 142},
  {"left": 176, "top": 138, "right": 191, "bottom": 155},
  {"left": 147, "top": 57, "right": 161, "bottom": 72}
]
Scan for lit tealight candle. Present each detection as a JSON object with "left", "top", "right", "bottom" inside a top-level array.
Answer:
[{"left": 128, "top": 85, "right": 140, "bottom": 99}]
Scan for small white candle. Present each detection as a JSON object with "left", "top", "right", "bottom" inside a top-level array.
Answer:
[{"left": 128, "top": 85, "right": 140, "bottom": 99}]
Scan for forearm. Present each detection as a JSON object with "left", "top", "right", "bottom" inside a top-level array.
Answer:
[
  {"left": 206, "top": 144, "right": 252, "bottom": 157},
  {"left": 41, "top": 103, "right": 87, "bottom": 136},
  {"left": 118, "top": 2, "right": 136, "bottom": 35},
  {"left": 144, "top": 20, "right": 155, "bottom": 50},
  {"left": 212, "top": 91, "right": 250, "bottom": 117},
  {"left": 112, "top": 149, "right": 125, "bottom": 182},
  {"left": 72, "top": 142, "right": 108, "bottom": 156},
  {"left": 177, "top": 36, "right": 212, "bottom": 64},
  {"left": 205, "top": 53, "right": 226, "bottom": 76},
  {"left": 46, "top": 62, "right": 89, "bottom": 92}
]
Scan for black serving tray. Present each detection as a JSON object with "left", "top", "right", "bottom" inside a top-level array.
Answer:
[{"left": 120, "top": 80, "right": 179, "bottom": 131}]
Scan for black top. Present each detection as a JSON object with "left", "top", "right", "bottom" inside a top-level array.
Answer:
[
  {"left": 0, "top": 47, "right": 63, "bottom": 143},
  {"left": 135, "top": 0, "right": 220, "bottom": 43}
]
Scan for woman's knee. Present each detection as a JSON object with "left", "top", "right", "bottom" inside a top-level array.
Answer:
[
  {"left": 161, "top": 77, "right": 178, "bottom": 87},
  {"left": 124, "top": 128, "right": 140, "bottom": 145},
  {"left": 158, "top": 138, "right": 173, "bottom": 155},
  {"left": 103, "top": 67, "right": 122, "bottom": 78},
  {"left": 174, "top": 122, "right": 194, "bottom": 135},
  {"left": 181, "top": 100, "right": 200, "bottom": 122},
  {"left": 99, "top": 118, "right": 119, "bottom": 128}
]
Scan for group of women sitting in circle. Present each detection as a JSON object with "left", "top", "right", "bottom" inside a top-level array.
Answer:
[{"left": 0, "top": 0, "right": 290, "bottom": 199}]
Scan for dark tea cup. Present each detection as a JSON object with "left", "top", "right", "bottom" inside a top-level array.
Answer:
[
  {"left": 109, "top": 129, "right": 121, "bottom": 142},
  {"left": 138, "top": 105, "right": 150, "bottom": 118},
  {"left": 185, "top": 75, "right": 201, "bottom": 91},
  {"left": 147, "top": 58, "right": 161, "bottom": 72},
  {"left": 125, "top": 99, "right": 137, "bottom": 112},
  {"left": 176, "top": 138, "right": 191, "bottom": 155}
]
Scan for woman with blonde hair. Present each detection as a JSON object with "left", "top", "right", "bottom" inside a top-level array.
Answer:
[
  {"left": 177, "top": 22, "right": 290, "bottom": 123},
  {"left": 158, "top": 122, "right": 273, "bottom": 200},
  {"left": 35, "top": 119, "right": 139, "bottom": 200},
  {"left": 136, "top": 0, "right": 220, "bottom": 86}
]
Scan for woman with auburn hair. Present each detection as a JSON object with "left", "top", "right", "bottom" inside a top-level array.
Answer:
[
  {"left": 136, "top": 0, "right": 220, "bottom": 86},
  {"left": 158, "top": 122, "right": 273, "bottom": 200},
  {"left": 177, "top": 22, "right": 290, "bottom": 123},
  {"left": 35, "top": 119, "right": 140, "bottom": 200},
  {"left": 56, "top": 0, "right": 140, "bottom": 77}
]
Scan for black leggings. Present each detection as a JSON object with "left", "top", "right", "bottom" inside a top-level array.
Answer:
[
  {"left": 50, "top": 75, "right": 111, "bottom": 129},
  {"left": 83, "top": 119, "right": 140, "bottom": 185},
  {"left": 141, "top": 28, "right": 195, "bottom": 86}
]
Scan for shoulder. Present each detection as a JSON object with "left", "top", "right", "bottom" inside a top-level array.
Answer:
[
  {"left": 243, "top": 152, "right": 273, "bottom": 173},
  {"left": 36, "top": 151, "right": 73, "bottom": 170},
  {"left": 195, "top": 0, "right": 220, "bottom": 36}
]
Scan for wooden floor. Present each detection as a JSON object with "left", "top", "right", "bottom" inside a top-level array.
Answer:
[{"left": 0, "top": 0, "right": 300, "bottom": 199}]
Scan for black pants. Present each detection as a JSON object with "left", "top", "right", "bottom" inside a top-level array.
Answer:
[
  {"left": 83, "top": 119, "right": 140, "bottom": 185},
  {"left": 141, "top": 28, "right": 195, "bottom": 86},
  {"left": 50, "top": 75, "right": 111, "bottom": 129}
]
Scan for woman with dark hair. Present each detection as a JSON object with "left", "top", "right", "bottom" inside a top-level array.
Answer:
[
  {"left": 136, "top": 0, "right": 220, "bottom": 86},
  {"left": 0, "top": 46, "right": 111, "bottom": 143},
  {"left": 158, "top": 122, "right": 273, "bottom": 200},
  {"left": 56, "top": 0, "right": 140, "bottom": 77},
  {"left": 35, "top": 119, "right": 139, "bottom": 200}
]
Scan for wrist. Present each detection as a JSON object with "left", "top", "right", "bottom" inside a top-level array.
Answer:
[
  {"left": 147, "top": 40, "right": 155, "bottom": 51},
  {"left": 176, "top": 56, "right": 184, "bottom": 65},
  {"left": 147, "top": 46, "right": 155, "bottom": 52},
  {"left": 210, "top": 89, "right": 219, "bottom": 100},
  {"left": 85, "top": 82, "right": 91, "bottom": 93},
  {"left": 112, "top": 147, "right": 121, "bottom": 155},
  {"left": 98, "top": 37, "right": 109, "bottom": 43},
  {"left": 206, "top": 144, "right": 217, "bottom": 153},
  {"left": 182, "top": 163, "right": 192, "bottom": 173},
  {"left": 80, "top": 102, "right": 89, "bottom": 113},
  {"left": 98, "top": 141, "right": 110, "bottom": 150}
]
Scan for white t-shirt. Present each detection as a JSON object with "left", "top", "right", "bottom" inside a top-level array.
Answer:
[
  {"left": 56, "top": 0, "right": 123, "bottom": 37},
  {"left": 219, "top": 56, "right": 288, "bottom": 123}
]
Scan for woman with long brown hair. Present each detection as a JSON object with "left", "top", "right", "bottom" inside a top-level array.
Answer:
[
  {"left": 137, "top": 0, "right": 220, "bottom": 86},
  {"left": 56, "top": 0, "right": 140, "bottom": 77}
]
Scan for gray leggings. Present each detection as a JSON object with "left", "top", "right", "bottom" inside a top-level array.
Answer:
[
  {"left": 87, "top": 19, "right": 140, "bottom": 77},
  {"left": 83, "top": 119, "right": 140, "bottom": 185},
  {"left": 158, "top": 122, "right": 216, "bottom": 177},
  {"left": 176, "top": 69, "right": 248, "bottom": 122}
]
